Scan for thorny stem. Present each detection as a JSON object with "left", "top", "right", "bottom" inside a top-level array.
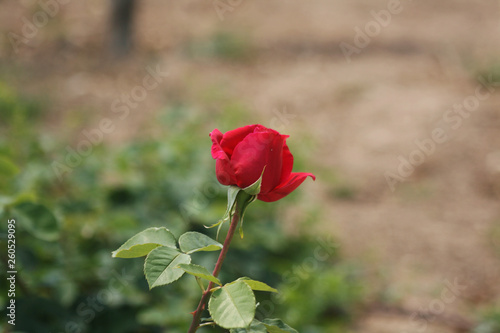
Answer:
[{"left": 187, "top": 209, "right": 240, "bottom": 333}]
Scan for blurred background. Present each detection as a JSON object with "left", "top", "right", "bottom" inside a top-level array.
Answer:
[{"left": 1, "top": 1, "right": 500, "bottom": 332}]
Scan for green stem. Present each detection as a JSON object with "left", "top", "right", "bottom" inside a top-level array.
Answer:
[{"left": 187, "top": 209, "right": 240, "bottom": 333}]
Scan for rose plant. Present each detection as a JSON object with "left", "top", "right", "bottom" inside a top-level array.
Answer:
[{"left": 113, "top": 124, "right": 315, "bottom": 332}]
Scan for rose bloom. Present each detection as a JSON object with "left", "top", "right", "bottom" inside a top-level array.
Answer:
[{"left": 210, "top": 124, "right": 315, "bottom": 202}]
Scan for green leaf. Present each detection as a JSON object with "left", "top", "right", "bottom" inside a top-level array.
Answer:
[
  {"left": 144, "top": 246, "right": 191, "bottom": 289},
  {"left": 230, "top": 319, "right": 267, "bottom": 333},
  {"left": 209, "top": 280, "right": 256, "bottom": 329},
  {"left": 112, "top": 227, "right": 177, "bottom": 258},
  {"left": 177, "top": 263, "right": 221, "bottom": 285},
  {"left": 237, "top": 278, "right": 278, "bottom": 293},
  {"left": 262, "top": 325, "right": 289, "bottom": 333},
  {"left": 262, "top": 319, "right": 298, "bottom": 333},
  {"left": 230, "top": 319, "right": 297, "bottom": 333},
  {"left": 12, "top": 202, "right": 59, "bottom": 241},
  {"left": 205, "top": 186, "right": 240, "bottom": 230},
  {"left": 179, "top": 231, "right": 223, "bottom": 254},
  {"left": 204, "top": 218, "right": 224, "bottom": 229}
]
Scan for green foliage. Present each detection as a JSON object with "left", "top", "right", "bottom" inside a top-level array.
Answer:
[
  {"left": 236, "top": 278, "right": 278, "bottom": 293},
  {"left": 112, "top": 227, "right": 177, "bottom": 258},
  {"left": 0, "top": 81, "right": 42, "bottom": 125},
  {"left": 11, "top": 201, "right": 60, "bottom": 241},
  {"left": 179, "top": 232, "right": 223, "bottom": 254},
  {"left": 230, "top": 319, "right": 268, "bottom": 333},
  {"left": 230, "top": 319, "right": 297, "bottom": 333},
  {"left": 185, "top": 31, "right": 255, "bottom": 62},
  {"left": 261, "top": 319, "right": 298, "bottom": 333},
  {"left": 0, "top": 155, "right": 19, "bottom": 182},
  {"left": 144, "top": 246, "right": 191, "bottom": 289},
  {"left": 474, "top": 308, "right": 500, "bottom": 333},
  {"left": 178, "top": 264, "right": 221, "bottom": 286},
  {"left": 113, "top": 197, "right": 281, "bottom": 330},
  {"left": 476, "top": 63, "right": 500, "bottom": 89},
  {"left": 277, "top": 263, "right": 364, "bottom": 330},
  {"left": 209, "top": 280, "right": 256, "bottom": 328}
]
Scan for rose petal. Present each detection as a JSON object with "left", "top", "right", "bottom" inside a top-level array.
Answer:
[
  {"left": 209, "top": 129, "right": 228, "bottom": 160},
  {"left": 279, "top": 140, "right": 293, "bottom": 186},
  {"left": 219, "top": 124, "right": 258, "bottom": 157},
  {"left": 253, "top": 124, "right": 278, "bottom": 134},
  {"left": 257, "top": 172, "right": 315, "bottom": 202},
  {"left": 215, "top": 159, "right": 237, "bottom": 186},
  {"left": 260, "top": 134, "right": 285, "bottom": 194},
  {"left": 231, "top": 131, "right": 275, "bottom": 188}
]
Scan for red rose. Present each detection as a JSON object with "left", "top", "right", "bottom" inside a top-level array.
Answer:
[{"left": 210, "top": 124, "right": 315, "bottom": 202}]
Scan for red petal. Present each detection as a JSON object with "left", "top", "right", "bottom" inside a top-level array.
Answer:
[
  {"left": 219, "top": 124, "right": 259, "bottom": 157},
  {"left": 215, "top": 159, "right": 237, "bottom": 186},
  {"left": 260, "top": 134, "right": 285, "bottom": 194},
  {"left": 209, "top": 129, "right": 227, "bottom": 160},
  {"left": 279, "top": 139, "right": 293, "bottom": 186},
  {"left": 257, "top": 172, "right": 315, "bottom": 202},
  {"left": 210, "top": 129, "right": 237, "bottom": 185},
  {"left": 231, "top": 131, "right": 276, "bottom": 188}
]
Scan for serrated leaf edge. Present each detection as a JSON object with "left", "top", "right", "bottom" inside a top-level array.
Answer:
[
  {"left": 112, "top": 227, "right": 177, "bottom": 258},
  {"left": 177, "top": 263, "right": 222, "bottom": 285},
  {"left": 143, "top": 246, "right": 191, "bottom": 289},
  {"left": 208, "top": 281, "right": 256, "bottom": 329}
]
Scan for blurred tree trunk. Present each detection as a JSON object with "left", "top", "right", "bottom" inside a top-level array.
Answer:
[{"left": 110, "top": 0, "right": 136, "bottom": 56}]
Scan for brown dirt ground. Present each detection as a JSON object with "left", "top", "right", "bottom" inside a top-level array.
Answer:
[{"left": 1, "top": 1, "right": 500, "bottom": 332}]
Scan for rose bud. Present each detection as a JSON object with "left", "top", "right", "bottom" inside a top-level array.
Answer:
[{"left": 210, "top": 124, "right": 315, "bottom": 202}]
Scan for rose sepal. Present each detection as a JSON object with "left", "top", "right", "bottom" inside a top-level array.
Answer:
[
  {"left": 241, "top": 167, "right": 265, "bottom": 196},
  {"left": 234, "top": 168, "right": 265, "bottom": 238}
]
